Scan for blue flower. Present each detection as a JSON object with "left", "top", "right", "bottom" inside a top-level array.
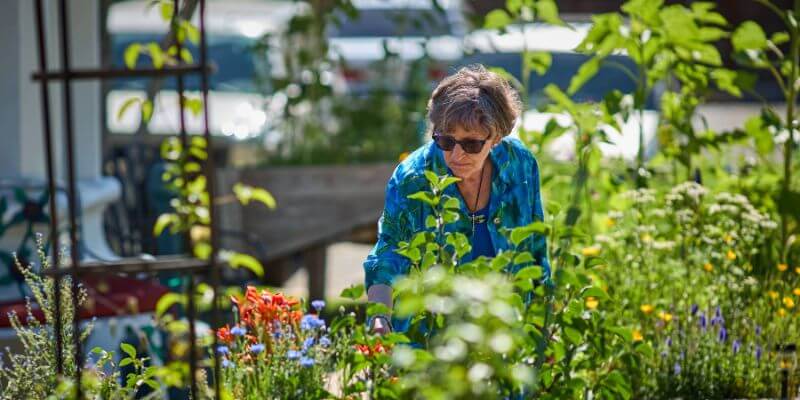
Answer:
[
  {"left": 222, "top": 359, "right": 233, "bottom": 368},
  {"left": 216, "top": 345, "right": 230, "bottom": 355},
  {"left": 287, "top": 350, "right": 302, "bottom": 360},
  {"left": 311, "top": 300, "right": 326, "bottom": 312},
  {"left": 690, "top": 304, "right": 699, "bottom": 316},
  {"left": 303, "top": 337, "right": 315, "bottom": 351},
  {"left": 755, "top": 344, "right": 762, "bottom": 362},
  {"left": 699, "top": 313, "right": 707, "bottom": 331},
  {"left": 300, "top": 314, "right": 326, "bottom": 331},
  {"left": 718, "top": 327, "right": 727, "bottom": 343},
  {"left": 251, "top": 344, "right": 265, "bottom": 354},
  {"left": 300, "top": 356, "right": 315, "bottom": 368},
  {"left": 231, "top": 326, "right": 247, "bottom": 336},
  {"left": 755, "top": 325, "right": 762, "bottom": 336},
  {"left": 319, "top": 336, "right": 331, "bottom": 347},
  {"left": 665, "top": 337, "right": 672, "bottom": 347},
  {"left": 732, "top": 339, "right": 741, "bottom": 355},
  {"left": 673, "top": 362, "right": 681, "bottom": 375},
  {"left": 273, "top": 330, "right": 283, "bottom": 339}
]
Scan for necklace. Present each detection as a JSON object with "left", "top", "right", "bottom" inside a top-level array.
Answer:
[{"left": 469, "top": 162, "right": 487, "bottom": 235}]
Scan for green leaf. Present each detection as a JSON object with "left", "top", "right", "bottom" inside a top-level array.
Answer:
[
  {"left": 524, "top": 51, "right": 552, "bottom": 76},
  {"left": 771, "top": 31, "right": 790, "bottom": 45},
  {"left": 121, "top": 343, "right": 137, "bottom": 359},
  {"left": 233, "top": 183, "right": 276, "bottom": 209},
  {"left": 607, "top": 326, "right": 632, "bottom": 342},
  {"left": 160, "top": 2, "right": 174, "bottom": 20},
  {"left": 148, "top": 43, "right": 164, "bottom": 69},
  {"left": 535, "top": 0, "right": 562, "bottom": 26},
  {"left": 515, "top": 266, "right": 543, "bottom": 280},
  {"left": 581, "top": 286, "right": 609, "bottom": 300},
  {"left": 367, "top": 302, "right": 390, "bottom": 317},
  {"left": 226, "top": 252, "right": 264, "bottom": 277},
  {"left": 340, "top": 284, "right": 365, "bottom": 300},
  {"left": 141, "top": 100, "right": 154, "bottom": 123},
  {"left": 155, "top": 292, "right": 185, "bottom": 318},
  {"left": 119, "top": 358, "right": 134, "bottom": 367},
  {"left": 153, "top": 213, "right": 178, "bottom": 236},
  {"left": 116, "top": 97, "right": 141, "bottom": 122},
  {"left": 484, "top": 9, "right": 512, "bottom": 30},
  {"left": 567, "top": 58, "right": 601, "bottom": 95},
  {"left": 124, "top": 43, "right": 141, "bottom": 69},
  {"left": 185, "top": 97, "right": 203, "bottom": 117},
  {"left": 732, "top": 21, "right": 767, "bottom": 52},
  {"left": 563, "top": 326, "right": 582, "bottom": 344},
  {"left": 193, "top": 242, "right": 212, "bottom": 260},
  {"left": 407, "top": 191, "right": 439, "bottom": 207},
  {"left": 423, "top": 170, "right": 439, "bottom": 186},
  {"left": 513, "top": 252, "right": 534, "bottom": 265},
  {"left": 744, "top": 114, "right": 773, "bottom": 155}
]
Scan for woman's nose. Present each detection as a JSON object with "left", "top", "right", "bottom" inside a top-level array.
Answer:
[{"left": 451, "top": 143, "right": 467, "bottom": 160}]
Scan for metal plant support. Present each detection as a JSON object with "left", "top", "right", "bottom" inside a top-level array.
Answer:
[{"left": 31, "top": 0, "right": 222, "bottom": 398}]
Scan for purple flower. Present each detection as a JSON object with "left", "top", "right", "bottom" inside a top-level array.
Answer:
[
  {"left": 755, "top": 345, "right": 762, "bottom": 362},
  {"left": 660, "top": 350, "right": 668, "bottom": 359},
  {"left": 319, "top": 336, "right": 331, "bottom": 347},
  {"left": 673, "top": 362, "right": 681, "bottom": 375},
  {"left": 690, "top": 304, "right": 699, "bottom": 316},
  {"left": 718, "top": 327, "right": 727, "bottom": 343},
  {"left": 665, "top": 337, "right": 672, "bottom": 347},
  {"left": 311, "top": 300, "right": 326, "bottom": 312},
  {"left": 287, "top": 350, "right": 302, "bottom": 360},
  {"left": 216, "top": 345, "right": 230, "bottom": 355},
  {"left": 732, "top": 340, "right": 741, "bottom": 355},
  {"left": 300, "top": 356, "right": 315, "bottom": 367},
  {"left": 231, "top": 326, "right": 247, "bottom": 336},
  {"left": 755, "top": 325, "right": 762, "bottom": 336},
  {"left": 251, "top": 344, "right": 265, "bottom": 354},
  {"left": 699, "top": 313, "right": 707, "bottom": 331}
]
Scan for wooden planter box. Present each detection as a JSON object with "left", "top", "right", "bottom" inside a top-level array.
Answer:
[{"left": 216, "top": 163, "right": 395, "bottom": 298}]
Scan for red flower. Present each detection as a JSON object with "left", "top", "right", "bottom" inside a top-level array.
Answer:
[{"left": 355, "top": 340, "right": 390, "bottom": 357}]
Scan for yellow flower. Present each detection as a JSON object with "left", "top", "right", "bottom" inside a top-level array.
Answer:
[
  {"left": 582, "top": 246, "right": 601, "bottom": 257},
  {"left": 795, "top": 267, "right": 800, "bottom": 275},
  {"left": 777, "top": 263, "right": 788, "bottom": 272},
  {"left": 604, "top": 217, "right": 616, "bottom": 228},
  {"left": 778, "top": 308, "right": 787, "bottom": 317},
  {"left": 641, "top": 233, "right": 653, "bottom": 243},
  {"left": 783, "top": 297, "right": 795, "bottom": 309},
  {"left": 768, "top": 290, "right": 780, "bottom": 300},
  {"left": 640, "top": 304, "right": 654, "bottom": 314},
  {"left": 724, "top": 234, "right": 733, "bottom": 244},
  {"left": 398, "top": 152, "right": 410, "bottom": 162},
  {"left": 632, "top": 330, "right": 643, "bottom": 342},
  {"left": 585, "top": 297, "right": 599, "bottom": 310},
  {"left": 726, "top": 250, "right": 737, "bottom": 261},
  {"left": 657, "top": 311, "right": 673, "bottom": 323},
  {"left": 793, "top": 288, "right": 800, "bottom": 296},
  {"left": 703, "top": 263, "right": 713, "bottom": 272}
]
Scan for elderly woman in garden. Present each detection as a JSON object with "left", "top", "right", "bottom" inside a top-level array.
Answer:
[{"left": 364, "top": 64, "right": 550, "bottom": 334}]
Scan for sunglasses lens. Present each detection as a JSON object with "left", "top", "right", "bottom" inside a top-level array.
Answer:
[
  {"left": 434, "top": 135, "right": 456, "bottom": 151},
  {"left": 461, "top": 140, "right": 484, "bottom": 154}
]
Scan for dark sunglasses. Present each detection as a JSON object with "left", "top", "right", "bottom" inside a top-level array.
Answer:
[{"left": 432, "top": 132, "right": 490, "bottom": 154}]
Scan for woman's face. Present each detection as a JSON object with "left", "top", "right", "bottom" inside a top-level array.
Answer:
[{"left": 441, "top": 125, "right": 499, "bottom": 178}]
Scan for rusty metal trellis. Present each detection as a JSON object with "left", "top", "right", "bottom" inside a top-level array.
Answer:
[{"left": 30, "top": 0, "right": 222, "bottom": 398}]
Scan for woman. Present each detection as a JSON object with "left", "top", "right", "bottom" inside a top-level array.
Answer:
[{"left": 363, "top": 64, "right": 550, "bottom": 334}]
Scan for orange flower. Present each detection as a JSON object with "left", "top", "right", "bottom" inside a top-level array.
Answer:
[
  {"left": 793, "top": 288, "right": 800, "bottom": 296},
  {"left": 726, "top": 250, "right": 736, "bottom": 261},
  {"left": 795, "top": 267, "right": 800, "bottom": 275},
  {"left": 703, "top": 263, "right": 713, "bottom": 272},
  {"left": 217, "top": 325, "right": 234, "bottom": 344},
  {"left": 355, "top": 340, "right": 390, "bottom": 357},
  {"left": 632, "top": 330, "right": 643, "bottom": 342},
  {"left": 777, "top": 263, "right": 788, "bottom": 272},
  {"left": 640, "top": 304, "right": 654, "bottom": 314}
]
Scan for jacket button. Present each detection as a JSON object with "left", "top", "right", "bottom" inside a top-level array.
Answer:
[{"left": 493, "top": 217, "right": 501, "bottom": 225}]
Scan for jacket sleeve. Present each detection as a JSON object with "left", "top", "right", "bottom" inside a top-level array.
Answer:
[
  {"left": 363, "top": 173, "right": 413, "bottom": 289},
  {"left": 529, "top": 155, "right": 552, "bottom": 285}
]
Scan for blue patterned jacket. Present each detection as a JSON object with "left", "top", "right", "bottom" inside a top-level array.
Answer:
[{"left": 363, "top": 136, "right": 551, "bottom": 292}]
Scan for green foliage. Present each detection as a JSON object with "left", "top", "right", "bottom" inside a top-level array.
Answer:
[{"left": 0, "top": 236, "right": 161, "bottom": 399}]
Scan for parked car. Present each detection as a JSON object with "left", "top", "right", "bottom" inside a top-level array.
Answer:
[
  {"left": 106, "top": 0, "right": 344, "bottom": 147},
  {"left": 459, "top": 22, "right": 661, "bottom": 161},
  {"left": 327, "top": 0, "right": 467, "bottom": 96}
]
